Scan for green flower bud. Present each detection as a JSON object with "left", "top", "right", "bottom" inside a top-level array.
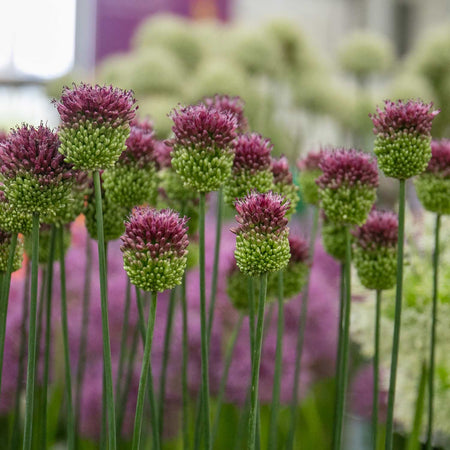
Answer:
[
  {"left": 0, "top": 232, "right": 23, "bottom": 273},
  {"left": 322, "top": 214, "right": 347, "bottom": 262}
]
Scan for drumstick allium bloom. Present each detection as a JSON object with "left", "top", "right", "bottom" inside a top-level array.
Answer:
[
  {"left": 203, "top": 94, "right": 248, "bottom": 133},
  {"left": 55, "top": 83, "right": 137, "bottom": 170},
  {"left": 370, "top": 100, "right": 439, "bottom": 179},
  {"left": 297, "top": 150, "right": 323, "bottom": 206},
  {"left": 271, "top": 155, "right": 299, "bottom": 218},
  {"left": 121, "top": 207, "right": 189, "bottom": 292},
  {"left": 317, "top": 149, "right": 378, "bottom": 225}
]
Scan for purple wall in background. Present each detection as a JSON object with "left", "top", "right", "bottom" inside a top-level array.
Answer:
[{"left": 95, "top": 0, "right": 230, "bottom": 63}]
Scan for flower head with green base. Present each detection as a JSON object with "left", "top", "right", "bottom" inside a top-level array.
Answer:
[
  {"left": 0, "top": 229, "right": 23, "bottom": 273},
  {"left": 415, "top": 139, "right": 450, "bottom": 214},
  {"left": 121, "top": 207, "right": 189, "bottom": 292},
  {"left": 370, "top": 100, "right": 439, "bottom": 179},
  {"left": 55, "top": 83, "right": 137, "bottom": 170},
  {"left": 103, "top": 118, "right": 158, "bottom": 208},
  {"left": 203, "top": 94, "right": 248, "bottom": 133},
  {"left": 271, "top": 156, "right": 299, "bottom": 218},
  {"left": 297, "top": 150, "right": 323, "bottom": 206},
  {"left": 317, "top": 149, "right": 378, "bottom": 225},
  {"left": 0, "top": 124, "right": 76, "bottom": 221},
  {"left": 232, "top": 191, "right": 290, "bottom": 277},
  {"left": 0, "top": 188, "right": 32, "bottom": 234},
  {"left": 352, "top": 209, "right": 398, "bottom": 291},
  {"left": 169, "top": 103, "right": 238, "bottom": 192},
  {"left": 224, "top": 133, "right": 273, "bottom": 206}
]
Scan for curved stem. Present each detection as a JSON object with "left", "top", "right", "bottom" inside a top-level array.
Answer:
[
  {"left": 385, "top": 178, "right": 406, "bottom": 450},
  {"left": 426, "top": 213, "right": 441, "bottom": 450},
  {"left": 93, "top": 170, "right": 116, "bottom": 450},
  {"left": 131, "top": 290, "right": 157, "bottom": 450},
  {"left": 267, "top": 271, "right": 284, "bottom": 450},
  {"left": 372, "top": 290, "right": 382, "bottom": 450},
  {"left": 23, "top": 212, "right": 40, "bottom": 450},
  {"left": 181, "top": 274, "right": 190, "bottom": 450},
  {"left": 158, "top": 288, "right": 177, "bottom": 437}
]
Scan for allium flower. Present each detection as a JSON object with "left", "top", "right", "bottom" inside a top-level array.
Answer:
[
  {"left": 103, "top": 118, "right": 159, "bottom": 208},
  {"left": 0, "top": 124, "right": 75, "bottom": 221},
  {"left": 317, "top": 148, "right": 378, "bottom": 225},
  {"left": 121, "top": 207, "right": 189, "bottom": 292},
  {"left": 321, "top": 212, "right": 347, "bottom": 262},
  {"left": 370, "top": 100, "right": 439, "bottom": 179},
  {"left": 169, "top": 103, "right": 238, "bottom": 192},
  {"left": 232, "top": 191, "right": 290, "bottom": 276},
  {"left": 55, "top": 83, "right": 137, "bottom": 170},
  {"left": 352, "top": 209, "right": 398, "bottom": 290},
  {"left": 0, "top": 229, "right": 23, "bottom": 273},
  {"left": 223, "top": 133, "right": 273, "bottom": 206},
  {"left": 297, "top": 150, "right": 323, "bottom": 206},
  {"left": 0, "top": 188, "right": 32, "bottom": 234},
  {"left": 415, "top": 139, "right": 450, "bottom": 214},
  {"left": 271, "top": 156, "right": 299, "bottom": 217},
  {"left": 203, "top": 94, "right": 248, "bottom": 133}
]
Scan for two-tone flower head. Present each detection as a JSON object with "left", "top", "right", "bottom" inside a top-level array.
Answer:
[
  {"left": 0, "top": 124, "right": 75, "bottom": 222},
  {"left": 0, "top": 228, "right": 23, "bottom": 273},
  {"left": 271, "top": 155, "right": 299, "bottom": 218},
  {"left": 297, "top": 149, "right": 324, "bottom": 206},
  {"left": 224, "top": 133, "right": 273, "bottom": 206},
  {"left": 120, "top": 207, "right": 189, "bottom": 292},
  {"left": 232, "top": 191, "right": 290, "bottom": 276},
  {"left": 203, "top": 94, "right": 248, "bottom": 133},
  {"left": 55, "top": 83, "right": 137, "bottom": 170},
  {"left": 317, "top": 148, "right": 378, "bottom": 225},
  {"left": 352, "top": 209, "right": 398, "bottom": 290},
  {"left": 169, "top": 103, "right": 238, "bottom": 192},
  {"left": 415, "top": 139, "right": 450, "bottom": 215},
  {"left": 103, "top": 117, "right": 159, "bottom": 209},
  {"left": 370, "top": 99, "right": 439, "bottom": 179}
]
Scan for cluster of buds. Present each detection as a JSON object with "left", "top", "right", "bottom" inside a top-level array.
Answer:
[
  {"left": 352, "top": 209, "right": 398, "bottom": 290},
  {"left": 415, "top": 139, "right": 450, "bottom": 214},
  {"left": 121, "top": 207, "right": 189, "bottom": 292},
  {"left": 321, "top": 212, "right": 347, "bottom": 262},
  {"left": 271, "top": 155, "right": 299, "bottom": 218},
  {"left": 0, "top": 229, "right": 23, "bottom": 273},
  {"left": 297, "top": 150, "right": 323, "bottom": 206},
  {"left": 0, "top": 188, "right": 32, "bottom": 234},
  {"left": 203, "top": 94, "right": 248, "bottom": 133}
]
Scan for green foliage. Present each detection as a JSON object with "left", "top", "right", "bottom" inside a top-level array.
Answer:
[{"left": 24, "top": 225, "right": 70, "bottom": 265}]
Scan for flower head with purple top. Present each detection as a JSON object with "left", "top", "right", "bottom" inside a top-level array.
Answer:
[
  {"left": 203, "top": 94, "right": 248, "bottom": 133},
  {"left": 370, "top": 99, "right": 439, "bottom": 179},
  {"left": 121, "top": 207, "right": 189, "bottom": 292},
  {"left": 317, "top": 148, "right": 378, "bottom": 225},
  {"left": 271, "top": 155, "right": 299, "bottom": 218},
  {"left": 55, "top": 83, "right": 137, "bottom": 170},
  {"left": 169, "top": 103, "right": 238, "bottom": 192},
  {"left": 415, "top": 139, "right": 450, "bottom": 214}
]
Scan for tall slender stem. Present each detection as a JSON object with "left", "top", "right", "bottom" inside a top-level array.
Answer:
[
  {"left": 93, "top": 170, "right": 116, "bottom": 450},
  {"left": 58, "top": 225, "right": 75, "bottom": 449},
  {"left": 267, "top": 271, "right": 284, "bottom": 450},
  {"left": 426, "top": 213, "right": 441, "bottom": 450},
  {"left": 158, "top": 288, "right": 177, "bottom": 436},
  {"left": 248, "top": 273, "right": 267, "bottom": 450},
  {"left": 23, "top": 212, "right": 40, "bottom": 450},
  {"left": 39, "top": 225, "right": 56, "bottom": 450},
  {"left": 385, "top": 178, "right": 406, "bottom": 450},
  {"left": 131, "top": 290, "right": 158, "bottom": 450},
  {"left": 199, "top": 191, "right": 211, "bottom": 449},
  {"left": 286, "top": 205, "right": 319, "bottom": 450},
  {"left": 181, "top": 274, "right": 190, "bottom": 450},
  {"left": 373, "top": 289, "right": 382, "bottom": 450},
  {"left": 207, "top": 187, "right": 223, "bottom": 341}
]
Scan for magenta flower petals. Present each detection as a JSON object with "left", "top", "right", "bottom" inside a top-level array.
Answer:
[
  {"left": 203, "top": 94, "right": 248, "bottom": 133},
  {"left": 271, "top": 155, "right": 299, "bottom": 216}
]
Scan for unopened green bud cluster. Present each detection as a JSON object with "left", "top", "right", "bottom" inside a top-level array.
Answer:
[
  {"left": 0, "top": 233, "right": 24, "bottom": 273},
  {"left": 322, "top": 215, "right": 347, "bottom": 262}
]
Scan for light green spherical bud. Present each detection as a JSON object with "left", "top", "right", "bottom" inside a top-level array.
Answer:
[
  {"left": 273, "top": 182, "right": 299, "bottom": 219},
  {"left": 322, "top": 220, "right": 347, "bottom": 262},
  {"left": 0, "top": 199, "right": 32, "bottom": 235},
  {"left": 0, "top": 235, "right": 24, "bottom": 273},
  {"left": 226, "top": 270, "right": 255, "bottom": 313},
  {"left": 266, "top": 262, "right": 308, "bottom": 301},
  {"left": 298, "top": 169, "right": 321, "bottom": 206},
  {"left": 415, "top": 174, "right": 450, "bottom": 215},
  {"left": 224, "top": 170, "right": 273, "bottom": 206}
]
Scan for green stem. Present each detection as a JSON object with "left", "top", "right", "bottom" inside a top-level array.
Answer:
[
  {"left": 23, "top": 212, "right": 40, "bottom": 450},
  {"left": 373, "top": 290, "right": 382, "bottom": 450},
  {"left": 131, "top": 290, "right": 158, "bottom": 450},
  {"left": 158, "top": 288, "right": 177, "bottom": 437},
  {"left": 207, "top": 187, "right": 223, "bottom": 341},
  {"left": 248, "top": 273, "right": 268, "bottom": 450},
  {"left": 58, "top": 225, "right": 75, "bottom": 449},
  {"left": 181, "top": 274, "right": 190, "bottom": 450},
  {"left": 199, "top": 191, "right": 211, "bottom": 450},
  {"left": 39, "top": 224, "right": 56, "bottom": 450},
  {"left": 211, "top": 313, "right": 244, "bottom": 444},
  {"left": 286, "top": 205, "right": 319, "bottom": 450},
  {"left": 426, "top": 213, "right": 441, "bottom": 450},
  {"left": 267, "top": 271, "right": 284, "bottom": 450},
  {"left": 93, "top": 170, "right": 116, "bottom": 450},
  {"left": 385, "top": 178, "right": 406, "bottom": 450},
  {"left": 248, "top": 278, "right": 255, "bottom": 358},
  {"left": 100, "top": 370, "right": 107, "bottom": 449}
]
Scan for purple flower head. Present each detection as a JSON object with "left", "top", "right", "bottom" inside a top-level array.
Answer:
[
  {"left": 55, "top": 83, "right": 137, "bottom": 128},
  {"left": 233, "top": 133, "right": 272, "bottom": 175},
  {"left": 0, "top": 130, "right": 8, "bottom": 142},
  {"left": 369, "top": 100, "right": 439, "bottom": 138},
  {"left": 203, "top": 94, "right": 248, "bottom": 133},
  {"left": 296, "top": 149, "right": 324, "bottom": 172},
  {"left": 352, "top": 209, "right": 398, "bottom": 251},
  {"left": 119, "top": 118, "right": 156, "bottom": 167},
  {"left": 288, "top": 235, "right": 309, "bottom": 264},
  {"left": 317, "top": 148, "right": 379, "bottom": 190},
  {"left": 170, "top": 103, "right": 238, "bottom": 151},
  {"left": 426, "top": 139, "right": 450, "bottom": 177},
  {"left": 121, "top": 207, "right": 189, "bottom": 260},
  {"left": 155, "top": 140, "right": 173, "bottom": 170},
  {"left": 232, "top": 191, "right": 289, "bottom": 237},
  {"left": 271, "top": 155, "right": 293, "bottom": 185}
]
